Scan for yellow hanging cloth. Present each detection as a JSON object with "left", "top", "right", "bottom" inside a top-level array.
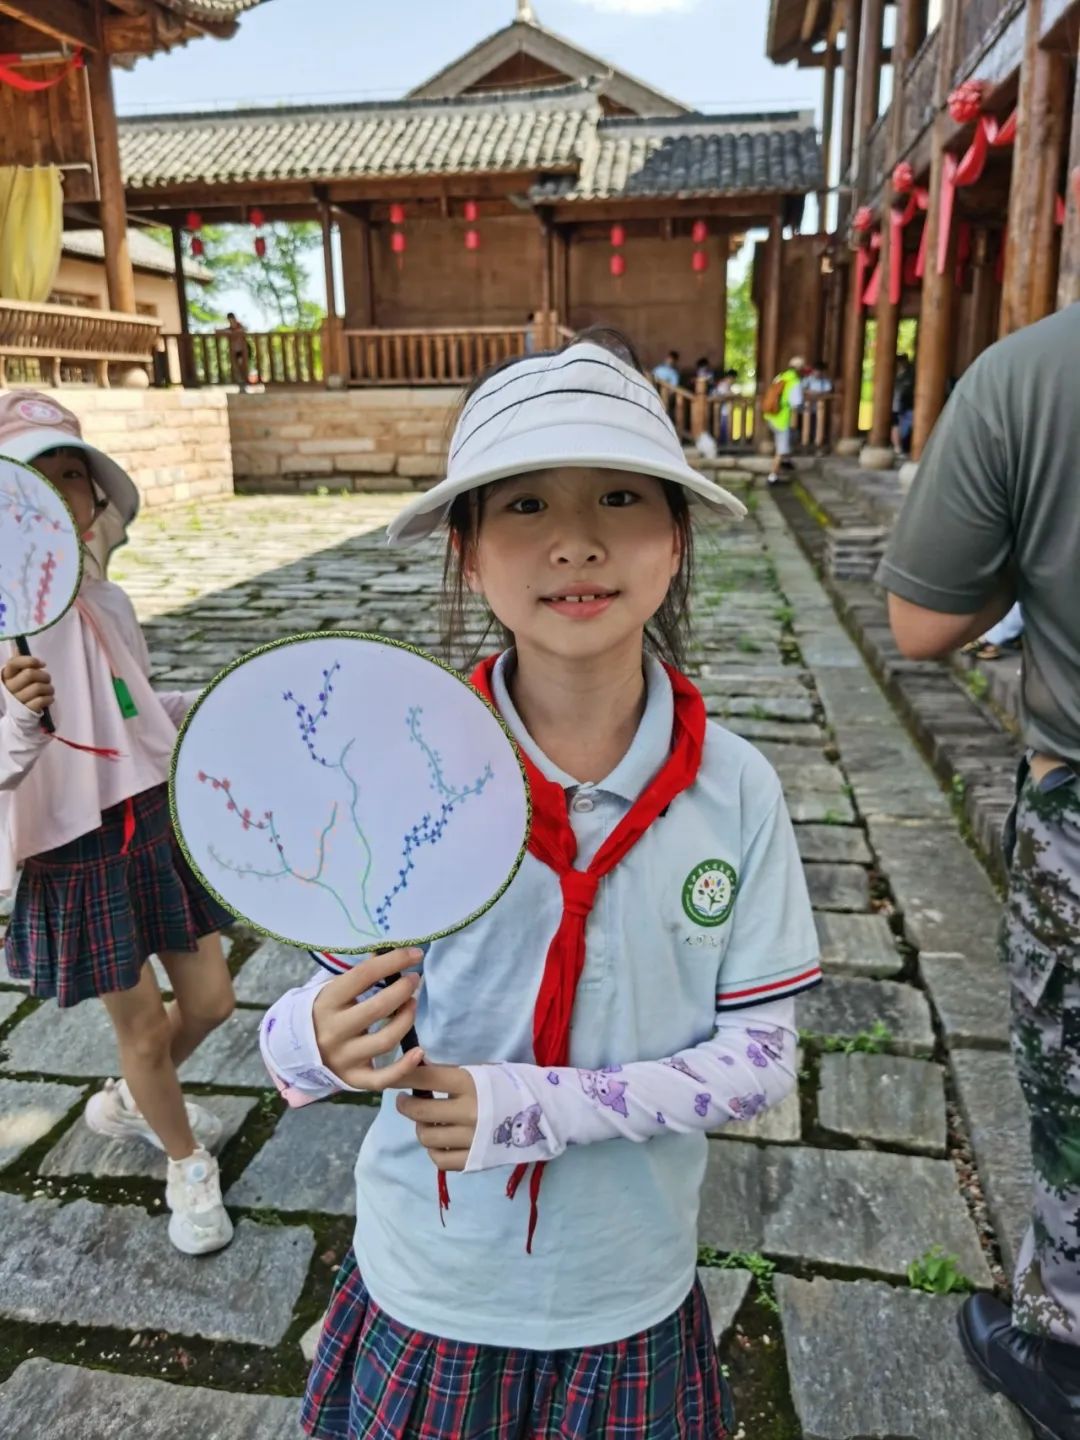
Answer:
[{"left": 0, "top": 165, "right": 63, "bottom": 302}]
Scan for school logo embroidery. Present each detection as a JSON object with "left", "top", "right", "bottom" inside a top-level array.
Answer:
[
  {"left": 682, "top": 860, "right": 737, "bottom": 927},
  {"left": 16, "top": 399, "right": 63, "bottom": 426}
]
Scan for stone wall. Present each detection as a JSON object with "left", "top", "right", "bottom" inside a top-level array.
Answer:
[
  {"left": 227, "top": 387, "right": 458, "bottom": 494},
  {"left": 21, "top": 387, "right": 234, "bottom": 508}
]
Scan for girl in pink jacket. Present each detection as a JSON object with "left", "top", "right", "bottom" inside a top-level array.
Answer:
[{"left": 0, "top": 392, "right": 234, "bottom": 1256}]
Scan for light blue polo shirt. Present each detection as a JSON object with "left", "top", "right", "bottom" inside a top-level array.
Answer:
[{"left": 352, "top": 653, "right": 818, "bottom": 1350}]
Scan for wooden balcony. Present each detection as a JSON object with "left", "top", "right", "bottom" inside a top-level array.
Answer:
[
  {"left": 900, "top": 26, "right": 941, "bottom": 161},
  {"left": 162, "top": 330, "right": 325, "bottom": 388},
  {"left": 954, "top": 0, "right": 1026, "bottom": 87},
  {"left": 0, "top": 299, "right": 160, "bottom": 388},
  {"left": 863, "top": 111, "right": 891, "bottom": 198}
]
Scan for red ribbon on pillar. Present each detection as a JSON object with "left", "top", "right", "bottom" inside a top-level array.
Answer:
[
  {"left": 937, "top": 106, "right": 1018, "bottom": 275},
  {"left": 889, "top": 188, "right": 929, "bottom": 304},
  {"left": 862, "top": 231, "right": 883, "bottom": 307},
  {"left": 0, "top": 48, "right": 83, "bottom": 92}
]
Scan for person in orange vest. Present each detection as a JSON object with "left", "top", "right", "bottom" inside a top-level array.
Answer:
[{"left": 763, "top": 355, "right": 806, "bottom": 486}]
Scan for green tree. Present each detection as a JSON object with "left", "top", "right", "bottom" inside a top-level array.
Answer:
[
  {"left": 150, "top": 221, "right": 326, "bottom": 331},
  {"left": 724, "top": 263, "right": 757, "bottom": 385}
]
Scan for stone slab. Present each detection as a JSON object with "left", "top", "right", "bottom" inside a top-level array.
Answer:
[
  {"left": 870, "top": 819, "right": 1002, "bottom": 961},
  {"left": 797, "top": 976, "right": 936, "bottom": 1056},
  {"left": 40, "top": 1093, "right": 257, "bottom": 1179},
  {"left": 795, "top": 823, "right": 874, "bottom": 865},
  {"left": 920, "top": 954, "right": 1011, "bottom": 1049},
  {"left": 0, "top": 1001, "right": 265, "bottom": 1087},
  {"left": 699, "top": 1143, "right": 990, "bottom": 1283},
  {"left": 815, "top": 911, "right": 903, "bottom": 978},
  {"left": 226, "top": 1101, "right": 377, "bottom": 1213},
  {"left": 233, "top": 937, "right": 323, "bottom": 1004},
  {"left": 0, "top": 1078, "right": 85, "bottom": 1170},
  {"left": 0, "top": 1191, "right": 313, "bottom": 1346},
  {"left": 776, "top": 1276, "right": 1032, "bottom": 1440},
  {"left": 0, "top": 989, "right": 26, "bottom": 1032},
  {"left": 951, "top": 1049, "right": 1033, "bottom": 1274},
  {"left": 818, "top": 1053, "right": 948, "bottom": 1154},
  {"left": 695, "top": 1267, "right": 752, "bottom": 1344},
  {"left": 804, "top": 863, "right": 871, "bottom": 912},
  {"left": 0, "top": 1359, "right": 302, "bottom": 1440},
  {"left": 784, "top": 790, "right": 857, "bottom": 824}
]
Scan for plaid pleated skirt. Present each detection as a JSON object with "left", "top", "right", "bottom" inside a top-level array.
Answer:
[
  {"left": 4, "top": 783, "right": 233, "bottom": 1008},
  {"left": 302, "top": 1249, "right": 734, "bottom": 1440}
]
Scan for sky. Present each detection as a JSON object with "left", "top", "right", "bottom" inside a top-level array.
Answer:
[
  {"left": 113, "top": 0, "right": 823, "bottom": 323},
  {"left": 114, "top": 0, "right": 817, "bottom": 117}
]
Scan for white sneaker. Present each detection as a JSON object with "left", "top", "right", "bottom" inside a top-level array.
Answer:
[
  {"left": 84, "top": 1078, "right": 223, "bottom": 1153},
  {"left": 165, "top": 1146, "right": 234, "bottom": 1255}
]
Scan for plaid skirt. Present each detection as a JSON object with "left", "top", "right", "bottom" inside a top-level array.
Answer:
[
  {"left": 302, "top": 1249, "right": 734, "bottom": 1440},
  {"left": 4, "top": 783, "right": 233, "bottom": 1008}
]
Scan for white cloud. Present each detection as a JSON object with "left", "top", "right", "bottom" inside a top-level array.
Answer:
[{"left": 570, "top": 0, "right": 700, "bottom": 14}]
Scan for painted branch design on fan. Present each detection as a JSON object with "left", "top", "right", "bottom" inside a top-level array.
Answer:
[
  {"left": 0, "top": 468, "right": 69, "bottom": 634},
  {"left": 199, "top": 665, "right": 495, "bottom": 941}
]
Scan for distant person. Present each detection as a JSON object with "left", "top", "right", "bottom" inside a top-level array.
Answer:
[
  {"left": 711, "top": 368, "right": 739, "bottom": 445},
  {"left": 694, "top": 356, "right": 715, "bottom": 387},
  {"left": 892, "top": 354, "right": 916, "bottom": 455},
  {"left": 804, "top": 359, "right": 834, "bottom": 395},
  {"left": 762, "top": 355, "right": 805, "bottom": 485},
  {"left": 219, "top": 313, "right": 250, "bottom": 390},
  {"left": 652, "top": 350, "right": 681, "bottom": 387},
  {"left": 524, "top": 312, "right": 537, "bottom": 354},
  {"left": 804, "top": 359, "right": 834, "bottom": 449}
]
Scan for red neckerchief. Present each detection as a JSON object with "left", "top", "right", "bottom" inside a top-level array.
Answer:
[{"left": 469, "top": 654, "right": 707, "bottom": 1251}]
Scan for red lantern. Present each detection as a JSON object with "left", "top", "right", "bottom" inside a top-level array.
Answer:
[
  {"left": 391, "top": 230, "right": 406, "bottom": 255},
  {"left": 610, "top": 223, "right": 625, "bottom": 248},
  {"left": 610, "top": 252, "right": 626, "bottom": 278},
  {"left": 892, "top": 161, "right": 914, "bottom": 194},
  {"left": 465, "top": 228, "right": 480, "bottom": 252},
  {"left": 249, "top": 207, "right": 266, "bottom": 229},
  {"left": 463, "top": 200, "right": 478, "bottom": 223},
  {"left": 254, "top": 235, "right": 267, "bottom": 259},
  {"left": 185, "top": 210, "right": 202, "bottom": 232},
  {"left": 852, "top": 206, "right": 875, "bottom": 234},
  {"left": 948, "top": 80, "right": 986, "bottom": 125},
  {"left": 389, "top": 202, "right": 406, "bottom": 226},
  {"left": 692, "top": 248, "right": 708, "bottom": 274},
  {"left": 190, "top": 236, "right": 205, "bottom": 258},
  {"left": 691, "top": 218, "right": 708, "bottom": 245}
]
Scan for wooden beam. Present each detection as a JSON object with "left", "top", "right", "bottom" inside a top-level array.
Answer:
[
  {"left": 0, "top": 0, "right": 96, "bottom": 49},
  {"left": 761, "top": 210, "right": 784, "bottom": 386},
  {"left": 828, "top": 0, "right": 846, "bottom": 45},
  {"left": 86, "top": 31, "right": 136, "bottom": 313},
  {"left": 839, "top": 253, "right": 868, "bottom": 438},
  {"left": 1057, "top": 35, "right": 1080, "bottom": 308},
  {"left": 912, "top": 0, "right": 961, "bottom": 459},
  {"left": 1000, "top": 0, "right": 1065, "bottom": 334},
  {"left": 819, "top": 42, "right": 837, "bottom": 232},
  {"left": 869, "top": 211, "right": 899, "bottom": 445},
  {"left": 318, "top": 195, "right": 337, "bottom": 320},
  {"left": 837, "top": 0, "right": 862, "bottom": 231},
  {"left": 801, "top": 0, "right": 824, "bottom": 44},
  {"left": 854, "top": 0, "right": 886, "bottom": 188},
  {"left": 171, "top": 224, "right": 189, "bottom": 336}
]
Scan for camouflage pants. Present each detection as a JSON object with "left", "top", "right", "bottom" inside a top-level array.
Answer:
[{"left": 1002, "top": 761, "right": 1080, "bottom": 1342}]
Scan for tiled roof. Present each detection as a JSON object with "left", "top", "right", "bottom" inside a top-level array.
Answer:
[
  {"left": 62, "top": 228, "right": 213, "bottom": 283},
  {"left": 535, "top": 112, "right": 822, "bottom": 201},
  {"left": 154, "top": 0, "right": 263, "bottom": 20},
  {"left": 120, "top": 85, "right": 599, "bottom": 190},
  {"left": 120, "top": 88, "right": 822, "bottom": 200}
]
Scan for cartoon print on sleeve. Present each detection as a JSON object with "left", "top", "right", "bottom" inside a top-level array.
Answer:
[
  {"left": 663, "top": 1055, "right": 707, "bottom": 1083},
  {"left": 693, "top": 1093, "right": 712, "bottom": 1117},
  {"left": 494, "top": 1104, "right": 545, "bottom": 1149},
  {"left": 746, "top": 1026, "right": 786, "bottom": 1068},
  {"left": 728, "top": 1093, "right": 767, "bottom": 1121},
  {"left": 578, "top": 1066, "right": 629, "bottom": 1117}
]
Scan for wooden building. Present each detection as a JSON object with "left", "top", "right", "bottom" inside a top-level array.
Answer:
[
  {"left": 115, "top": 5, "right": 823, "bottom": 396},
  {"left": 0, "top": 0, "right": 262, "bottom": 385},
  {"left": 768, "top": 0, "right": 1080, "bottom": 459}
]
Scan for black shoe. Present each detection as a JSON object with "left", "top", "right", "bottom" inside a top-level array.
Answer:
[{"left": 958, "top": 1292, "right": 1080, "bottom": 1440}]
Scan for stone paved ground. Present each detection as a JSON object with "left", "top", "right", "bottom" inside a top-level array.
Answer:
[{"left": 0, "top": 489, "right": 1034, "bottom": 1439}]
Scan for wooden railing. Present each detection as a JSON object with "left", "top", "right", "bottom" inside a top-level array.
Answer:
[
  {"left": 705, "top": 393, "right": 760, "bottom": 448},
  {"left": 953, "top": 0, "right": 1024, "bottom": 86},
  {"left": 344, "top": 325, "right": 530, "bottom": 386},
  {"left": 0, "top": 299, "right": 159, "bottom": 387},
  {"left": 863, "top": 110, "right": 891, "bottom": 196},
  {"left": 162, "top": 329, "right": 325, "bottom": 388}
]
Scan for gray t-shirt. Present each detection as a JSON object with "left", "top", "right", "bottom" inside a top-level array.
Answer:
[{"left": 878, "top": 305, "right": 1080, "bottom": 762}]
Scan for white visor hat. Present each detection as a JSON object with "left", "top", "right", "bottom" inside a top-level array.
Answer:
[{"left": 385, "top": 341, "right": 748, "bottom": 546}]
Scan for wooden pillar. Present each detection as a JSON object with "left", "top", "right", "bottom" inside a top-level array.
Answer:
[
  {"left": 563, "top": 225, "right": 573, "bottom": 328},
  {"left": 540, "top": 214, "right": 554, "bottom": 318},
  {"left": 869, "top": 216, "right": 899, "bottom": 446},
  {"left": 838, "top": 0, "right": 863, "bottom": 232},
  {"left": 170, "top": 226, "right": 190, "bottom": 335},
  {"left": 911, "top": 0, "right": 961, "bottom": 459},
  {"left": 819, "top": 44, "right": 838, "bottom": 233},
  {"left": 1058, "top": 48, "right": 1080, "bottom": 309},
  {"left": 318, "top": 198, "right": 343, "bottom": 379},
  {"left": 854, "top": 0, "right": 886, "bottom": 188},
  {"left": 1001, "top": 0, "right": 1067, "bottom": 335},
  {"left": 86, "top": 47, "right": 135, "bottom": 314},
  {"left": 553, "top": 226, "right": 570, "bottom": 320},
  {"left": 963, "top": 226, "right": 996, "bottom": 366},
  {"left": 716, "top": 235, "right": 728, "bottom": 372},
  {"left": 760, "top": 210, "right": 783, "bottom": 386},
  {"left": 839, "top": 253, "right": 868, "bottom": 438}
]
